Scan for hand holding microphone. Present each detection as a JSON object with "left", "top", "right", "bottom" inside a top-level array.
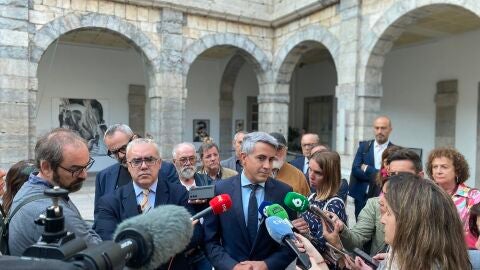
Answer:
[
  {"left": 190, "top": 194, "right": 232, "bottom": 222},
  {"left": 283, "top": 192, "right": 335, "bottom": 232}
]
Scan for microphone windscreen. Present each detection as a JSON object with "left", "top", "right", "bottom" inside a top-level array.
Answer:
[
  {"left": 113, "top": 205, "right": 193, "bottom": 270},
  {"left": 210, "top": 194, "right": 232, "bottom": 215},
  {"left": 258, "top": 201, "right": 272, "bottom": 219},
  {"left": 265, "top": 216, "right": 294, "bottom": 245},
  {"left": 266, "top": 204, "right": 289, "bottom": 220},
  {"left": 284, "top": 192, "right": 309, "bottom": 212}
]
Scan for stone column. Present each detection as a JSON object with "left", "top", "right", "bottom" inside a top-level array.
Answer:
[
  {"left": 335, "top": 0, "right": 363, "bottom": 174},
  {"left": 434, "top": 79, "right": 458, "bottom": 147},
  {"left": 149, "top": 8, "right": 184, "bottom": 159},
  {"left": 258, "top": 81, "right": 289, "bottom": 139},
  {"left": 0, "top": 0, "right": 30, "bottom": 168},
  {"left": 128, "top": 85, "right": 146, "bottom": 136}
]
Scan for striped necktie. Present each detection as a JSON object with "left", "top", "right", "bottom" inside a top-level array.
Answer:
[{"left": 140, "top": 189, "right": 150, "bottom": 213}]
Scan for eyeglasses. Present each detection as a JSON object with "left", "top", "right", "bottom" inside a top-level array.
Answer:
[
  {"left": 58, "top": 157, "right": 95, "bottom": 177},
  {"left": 107, "top": 137, "right": 133, "bottom": 159},
  {"left": 301, "top": 143, "right": 316, "bottom": 148},
  {"left": 128, "top": 157, "right": 159, "bottom": 168},
  {"left": 177, "top": 156, "right": 196, "bottom": 165}
]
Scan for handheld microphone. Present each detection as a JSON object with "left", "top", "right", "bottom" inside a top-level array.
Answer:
[
  {"left": 284, "top": 192, "right": 335, "bottom": 231},
  {"left": 265, "top": 216, "right": 312, "bottom": 270},
  {"left": 258, "top": 201, "right": 272, "bottom": 219},
  {"left": 190, "top": 194, "right": 232, "bottom": 221}
]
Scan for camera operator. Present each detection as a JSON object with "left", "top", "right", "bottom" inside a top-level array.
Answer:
[{"left": 8, "top": 128, "right": 102, "bottom": 256}]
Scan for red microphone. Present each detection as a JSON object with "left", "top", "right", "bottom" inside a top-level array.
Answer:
[{"left": 190, "top": 194, "right": 232, "bottom": 221}]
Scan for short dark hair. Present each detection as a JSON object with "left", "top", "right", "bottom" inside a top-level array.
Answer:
[
  {"left": 198, "top": 142, "right": 219, "bottom": 159},
  {"left": 35, "top": 128, "right": 86, "bottom": 171},
  {"left": 387, "top": 148, "right": 422, "bottom": 173}
]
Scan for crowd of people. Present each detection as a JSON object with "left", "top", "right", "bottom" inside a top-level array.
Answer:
[{"left": 0, "top": 116, "right": 479, "bottom": 270}]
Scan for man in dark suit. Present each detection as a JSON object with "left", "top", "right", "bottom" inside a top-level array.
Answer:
[
  {"left": 94, "top": 138, "right": 201, "bottom": 270},
  {"left": 290, "top": 133, "right": 319, "bottom": 190},
  {"left": 94, "top": 124, "right": 177, "bottom": 219},
  {"left": 349, "top": 116, "right": 393, "bottom": 219},
  {"left": 204, "top": 132, "right": 296, "bottom": 270},
  {"left": 220, "top": 131, "right": 247, "bottom": 174}
]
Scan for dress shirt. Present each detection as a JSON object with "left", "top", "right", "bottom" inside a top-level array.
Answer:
[
  {"left": 132, "top": 180, "right": 157, "bottom": 212},
  {"left": 373, "top": 140, "right": 389, "bottom": 169},
  {"left": 241, "top": 171, "right": 265, "bottom": 228},
  {"left": 303, "top": 157, "right": 309, "bottom": 174}
]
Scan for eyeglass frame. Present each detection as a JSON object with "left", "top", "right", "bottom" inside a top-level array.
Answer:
[
  {"left": 127, "top": 157, "right": 160, "bottom": 168},
  {"left": 176, "top": 156, "right": 196, "bottom": 165},
  {"left": 107, "top": 137, "right": 133, "bottom": 159},
  {"left": 58, "top": 157, "right": 95, "bottom": 177}
]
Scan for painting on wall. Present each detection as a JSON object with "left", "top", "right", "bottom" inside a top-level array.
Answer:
[
  {"left": 52, "top": 98, "right": 109, "bottom": 156},
  {"left": 235, "top": 119, "right": 244, "bottom": 132},
  {"left": 193, "top": 119, "right": 210, "bottom": 142}
]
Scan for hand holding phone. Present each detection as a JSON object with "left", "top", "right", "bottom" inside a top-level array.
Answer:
[{"left": 353, "top": 248, "right": 379, "bottom": 269}]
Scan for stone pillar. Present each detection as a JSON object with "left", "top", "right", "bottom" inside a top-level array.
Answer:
[
  {"left": 476, "top": 82, "right": 480, "bottom": 188},
  {"left": 258, "top": 81, "right": 289, "bottom": 139},
  {"left": 0, "top": 0, "right": 30, "bottom": 168},
  {"left": 128, "top": 85, "right": 146, "bottom": 136},
  {"left": 335, "top": 0, "right": 364, "bottom": 174},
  {"left": 149, "top": 8, "right": 184, "bottom": 159},
  {"left": 434, "top": 79, "right": 458, "bottom": 147}
]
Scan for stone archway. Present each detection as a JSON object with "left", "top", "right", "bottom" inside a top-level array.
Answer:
[{"left": 28, "top": 12, "right": 160, "bottom": 156}]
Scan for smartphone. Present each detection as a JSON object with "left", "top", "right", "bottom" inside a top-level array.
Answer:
[
  {"left": 325, "top": 242, "right": 352, "bottom": 258},
  {"left": 188, "top": 185, "right": 215, "bottom": 200},
  {"left": 353, "top": 248, "right": 379, "bottom": 269},
  {"left": 309, "top": 204, "right": 335, "bottom": 232}
]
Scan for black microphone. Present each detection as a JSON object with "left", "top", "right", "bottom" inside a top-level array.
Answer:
[{"left": 71, "top": 205, "right": 193, "bottom": 270}]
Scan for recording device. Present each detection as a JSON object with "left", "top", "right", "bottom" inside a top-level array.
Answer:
[
  {"left": 353, "top": 248, "right": 379, "bottom": 269},
  {"left": 190, "top": 194, "right": 232, "bottom": 222},
  {"left": 18, "top": 187, "right": 193, "bottom": 270},
  {"left": 23, "top": 187, "right": 87, "bottom": 260},
  {"left": 188, "top": 185, "right": 215, "bottom": 200},
  {"left": 283, "top": 192, "right": 335, "bottom": 232},
  {"left": 265, "top": 216, "right": 311, "bottom": 270}
]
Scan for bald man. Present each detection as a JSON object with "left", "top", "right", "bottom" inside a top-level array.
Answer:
[{"left": 349, "top": 116, "right": 394, "bottom": 219}]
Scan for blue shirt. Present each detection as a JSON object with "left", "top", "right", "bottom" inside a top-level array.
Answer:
[
  {"left": 240, "top": 171, "right": 265, "bottom": 228},
  {"left": 132, "top": 180, "right": 158, "bottom": 213}
]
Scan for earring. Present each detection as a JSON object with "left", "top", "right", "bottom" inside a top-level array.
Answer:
[{"left": 456, "top": 176, "right": 460, "bottom": 184}]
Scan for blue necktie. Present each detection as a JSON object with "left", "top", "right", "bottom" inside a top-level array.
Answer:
[{"left": 247, "top": 184, "right": 259, "bottom": 245}]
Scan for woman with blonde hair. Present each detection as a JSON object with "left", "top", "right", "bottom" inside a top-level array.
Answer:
[
  {"left": 426, "top": 147, "right": 480, "bottom": 248},
  {"left": 353, "top": 174, "right": 471, "bottom": 270},
  {"left": 302, "top": 151, "right": 347, "bottom": 267}
]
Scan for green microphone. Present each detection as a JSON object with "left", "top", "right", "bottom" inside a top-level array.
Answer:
[
  {"left": 283, "top": 192, "right": 335, "bottom": 232},
  {"left": 265, "top": 204, "right": 289, "bottom": 220}
]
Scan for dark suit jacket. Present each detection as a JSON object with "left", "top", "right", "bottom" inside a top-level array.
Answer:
[
  {"left": 94, "top": 161, "right": 178, "bottom": 219},
  {"left": 289, "top": 156, "right": 306, "bottom": 173},
  {"left": 203, "top": 175, "right": 296, "bottom": 270},
  {"left": 94, "top": 178, "right": 201, "bottom": 270},
  {"left": 349, "top": 140, "right": 393, "bottom": 201}
]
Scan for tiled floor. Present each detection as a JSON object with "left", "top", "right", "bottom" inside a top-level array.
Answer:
[{"left": 70, "top": 176, "right": 358, "bottom": 227}]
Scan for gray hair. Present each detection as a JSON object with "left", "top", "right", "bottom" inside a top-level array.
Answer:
[
  {"left": 35, "top": 128, "right": 87, "bottom": 170},
  {"left": 197, "top": 142, "right": 219, "bottom": 159},
  {"left": 233, "top": 131, "right": 247, "bottom": 143},
  {"left": 104, "top": 124, "right": 134, "bottom": 140},
  {"left": 241, "top": 132, "right": 279, "bottom": 155},
  {"left": 172, "top": 142, "right": 196, "bottom": 159},
  {"left": 126, "top": 138, "right": 160, "bottom": 158}
]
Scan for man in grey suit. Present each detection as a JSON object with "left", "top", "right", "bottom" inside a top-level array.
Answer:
[{"left": 220, "top": 131, "right": 247, "bottom": 174}]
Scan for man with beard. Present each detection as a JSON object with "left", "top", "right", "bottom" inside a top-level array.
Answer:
[
  {"left": 349, "top": 116, "right": 394, "bottom": 219},
  {"left": 269, "top": 132, "right": 310, "bottom": 196},
  {"left": 94, "top": 138, "right": 203, "bottom": 270},
  {"left": 197, "top": 141, "right": 237, "bottom": 183},
  {"left": 8, "top": 128, "right": 102, "bottom": 256},
  {"left": 94, "top": 124, "right": 177, "bottom": 220}
]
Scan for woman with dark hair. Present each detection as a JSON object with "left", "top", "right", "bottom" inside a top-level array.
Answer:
[
  {"left": 367, "top": 145, "right": 403, "bottom": 198},
  {"left": 1, "top": 160, "right": 36, "bottom": 215},
  {"left": 426, "top": 147, "right": 480, "bottom": 248},
  {"left": 353, "top": 174, "right": 472, "bottom": 270},
  {"left": 302, "top": 151, "right": 347, "bottom": 267}
]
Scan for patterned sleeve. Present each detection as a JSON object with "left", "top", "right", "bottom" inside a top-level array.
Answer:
[
  {"left": 470, "top": 189, "right": 480, "bottom": 206},
  {"left": 326, "top": 198, "right": 347, "bottom": 225}
]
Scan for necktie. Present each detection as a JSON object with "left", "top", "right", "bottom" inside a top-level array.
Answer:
[
  {"left": 140, "top": 189, "right": 150, "bottom": 213},
  {"left": 247, "top": 184, "right": 259, "bottom": 245}
]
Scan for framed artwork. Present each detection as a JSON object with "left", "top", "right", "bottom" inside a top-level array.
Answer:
[
  {"left": 52, "top": 98, "right": 108, "bottom": 156},
  {"left": 235, "top": 119, "right": 244, "bottom": 132},
  {"left": 193, "top": 119, "right": 210, "bottom": 142}
]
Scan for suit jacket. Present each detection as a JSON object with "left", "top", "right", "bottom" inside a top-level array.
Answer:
[
  {"left": 349, "top": 140, "right": 393, "bottom": 201},
  {"left": 94, "top": 160, "right": 178, "bottom": 219},
  {"left": 203, "top": 175, "right": 296, "bottom": 270},
  {"left": 289, "top": 156, "right": 306, "bottom": 173},
  {"left": 94, "top": 178, "right": 202, "bottom": 270}
]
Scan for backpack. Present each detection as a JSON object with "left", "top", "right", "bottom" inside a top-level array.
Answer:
[{"left": 0, "top": 194, "right": 49, "bottom": 255}]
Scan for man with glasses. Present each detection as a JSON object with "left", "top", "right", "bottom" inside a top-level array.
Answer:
[
  {"left": 9, "top": 128, "right": 102, "bottom": 255},
  {"left": 94, "top": 138, "right": 202, "bottom": 269},
  {"left": 289, "top": 133, "right": 320, "bottom": 181},
  {"left": 94, "top": 124, "right": 177, "bottom": 220}
]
